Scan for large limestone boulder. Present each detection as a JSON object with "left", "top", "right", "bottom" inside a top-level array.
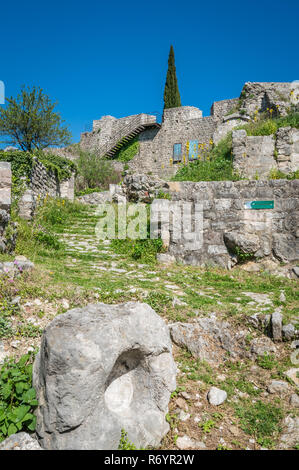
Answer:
[
  {"left": 223, "top": 231, "right": 261, "bottom": 255},
  {"left": 33, "top": 302, "right": 176, "bottom": 450},
  {"left": 0, "top": 432, "right": 42, "bottom": 450},
  {"left": 169, "top": 314, "right": 249, "bottom": 365}
]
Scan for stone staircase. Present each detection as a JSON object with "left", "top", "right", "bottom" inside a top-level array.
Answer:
[{"left": 98, "top": 113, "right": 160, "bottom": 158}]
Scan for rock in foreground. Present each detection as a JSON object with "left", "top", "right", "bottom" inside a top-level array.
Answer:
[
  {"left": 0, "top": 433, "right": 42, "bottom": 450},
  {"left": 33, "top": 302, "right": 176, "bottom": 450}
]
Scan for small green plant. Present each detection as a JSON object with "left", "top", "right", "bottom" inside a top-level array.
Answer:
[
  {"left": 0, "top": 353, "right": 38, "bottom": 442},
  {"left": 118, "top": 429, "right": 137, "bottom": 450},
  {"left": 234, "top": 247, "right": 255, "bottom": 264},
  {"left": 0, "top": 298, "right": 19, "bottom": 339},
  {"left": 156, "top": 190, "right": 171, "bottom": 200},
  {"left": 166, "top": 412, "right": 180, "bottom": 430},
  {"left": 146, "top": 290, "right": 173, "bottom": 314},
  {"left": 257, "top": 353, "right": 278, "bottom": 370},
  {"left": 199, "top": 419, "right": 216, "bottom": 434},
  {"left": 269, "top": 168, "right": 299, "bottom": 180},
  {"left": 170, "top": 386, "right": 186, "bottom": 398}
]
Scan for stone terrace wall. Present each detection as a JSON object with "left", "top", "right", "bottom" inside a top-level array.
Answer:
[
  {"left": 232, "top": 127, "right": 299, "bottom": 179},
  {"left": 18, "top": 158, "right": 75, "bottom": 220},
  {"left": 162, "top": 180, "right": 299, "bottom": 268},
  {"left": 30, "top": 158, "right": 75, "bottom": 201},
  {"left": 31, "top": 159, "right": 60, "bottom": 198},
  {"left": 0, "top": 162, "right": 12, "bottom": 252}
]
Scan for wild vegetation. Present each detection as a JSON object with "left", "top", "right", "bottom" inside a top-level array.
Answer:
[
  {"left": 75, "top": 148, "right": 122, "bottom": 194},
  {"left": 173, "top": 111, "right": 299, "bottom": 182},
  {"left": 0, "top": 196, "right": 298, "bottom": 449},
  {"left": 112, "top": 136, "right": 139, "bottom": 163},
  {"left": 0, "top": 353, "right": 38, "bottom": 442}
]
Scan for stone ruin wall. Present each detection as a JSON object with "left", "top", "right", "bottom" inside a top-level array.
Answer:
[
  {"left": 80, "top": 114, "right": 147, "bottom": 152},
  {"left": 159, "top": 179, "right": 299, "bottom": 268},
  {"left": 128, "top": 108, "right": 217, "bottom": 179},
  {"left": 18, "top": 158, "right": 75, "bottom": 220},
  {"left": 50, "top": 81, "right": 298, "bottom": 181},
  {"left": 232, "top": 126, "right": 299, "bottom": 179},
  {"left": 0, "top": 162, "right": 12, "bottom": 252}
]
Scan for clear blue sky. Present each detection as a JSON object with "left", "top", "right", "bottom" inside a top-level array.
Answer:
[{"left": 1, "top": 0, "right": 298, "bottom": 144}]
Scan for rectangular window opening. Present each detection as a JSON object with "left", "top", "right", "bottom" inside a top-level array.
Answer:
[{"left": 173, "top": 143, "right": 182, "bottom": 163}]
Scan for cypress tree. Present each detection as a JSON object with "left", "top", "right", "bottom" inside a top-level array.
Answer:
[{"left": 163, "top": 45, "right": 181, "bottom": 109}]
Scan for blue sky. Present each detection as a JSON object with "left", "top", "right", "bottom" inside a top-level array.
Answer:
[{"left": 1, "top": 0, "right": 298, "bottom": 144}]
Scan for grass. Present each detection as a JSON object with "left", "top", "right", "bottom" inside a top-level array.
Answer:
[
  {"left": 112, "top": 136, "right": 139, "bottom": 163},
  {"left": 234, "top": 400, "right": 284, "bottom": 448},
  {"left": 1, "top": 197, "right": 298, "bottom": 450}
]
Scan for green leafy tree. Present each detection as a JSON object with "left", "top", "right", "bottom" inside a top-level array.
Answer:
[
  {"left": 163, "top": 45, "right": 181, "bottom": 109},
  {"left": 0, "top": 85, "right": 71, "bottom": 151}
]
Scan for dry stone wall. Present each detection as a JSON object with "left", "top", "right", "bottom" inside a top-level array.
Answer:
[
  {"left": 232, "top": 127, "right": 299, "bottom": 179},
  {"left": 140, "top": 179, "right": 299, "bottom": 268},
  {"left": 121, "top": 175, "right": 298, "bottom": 267},
  {"left": 18, "top": 158, "right": 75, "bottom": 220},
  {"left": 0, "top": 162, "right": 13, "bottom": 252}
]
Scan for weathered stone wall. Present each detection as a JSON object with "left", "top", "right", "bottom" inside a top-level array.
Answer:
[
  {"left": 75, "top": 82, "right": 296, "bottom": 179},
  {"left": 0, "top": 162, "right": 12, "bottom": 252},
  {"left": 122, "top": 176, "right": 299, "bottom": 268},
  {"left": 80, "top": 114, "right": 157, "bottom": 153},
  {"left": 239, "top": 82, "right": 294, "bottom": 117},
  {"left": 151, "top": 179, "right": 299, "bottom": 268},
  {"left": 276, "top": 127, "right": 299, "bottom": 173},
  {"left": 30, "top": 158, "right": 75, "bottom": 200},
  {"left": 128, "top": 108, "right": 216, "bottom": 179},
  {"left": 232, "top": 127, "right": 299, "bottom": 179},
  {"left": 210, "top": 98, "right": 239, "bottom": 122},
  {"left": 232, "top": 130, "right": 277, "bottom": 179},
  {"left": 31, "top": 158, "right": 60, "bottom": 198},
  {"left": 18, "top": 158, "right": 75, "bottom": 220},
  {"left": 213, "top": 114, "right": 250, "bottom": 145}
]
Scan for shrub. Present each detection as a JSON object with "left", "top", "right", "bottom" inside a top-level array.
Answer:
[
  {"left": 240, "top": 119, "right": 278, "bottom": 136},
  {"left": 76, "top": 149, "right": 121, "bottom": 191},
  {"left": 0, "top": 353, "right": 38, "bottom": 442},
  {"left": 75, "top": 187, "right": 105, "bottom": 196}
]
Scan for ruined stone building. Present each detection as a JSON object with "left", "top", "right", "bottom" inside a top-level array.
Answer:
[{"left": 77, "top": 81, "right": 298, "bottom": 179}]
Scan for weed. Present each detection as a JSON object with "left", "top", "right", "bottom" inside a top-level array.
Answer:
[
  {"left": 118, "top": 429, "right": 137, "bottom": 450},
  {"left": 199, "top": 419, "right": 216, "bottom": 433},
  {"left": 0, "top": 353, "right": 38, "bottom": 442},
  {"left": 257, "top": 353, "right": 278, "bottom": 370}
]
